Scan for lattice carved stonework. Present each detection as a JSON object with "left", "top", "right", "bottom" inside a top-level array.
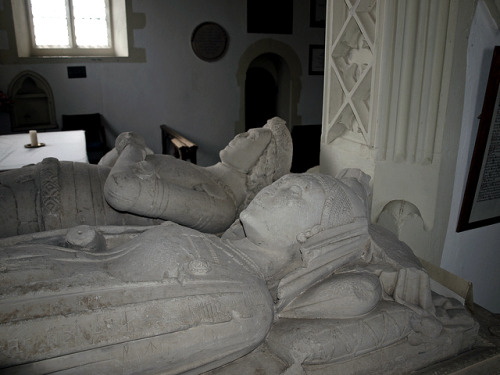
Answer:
[
  {"left": 321, "top": 0, "right": 473, "bottom": 264},
  {"left": 324, "top": 0, "right": 376, "bottom": 146}
]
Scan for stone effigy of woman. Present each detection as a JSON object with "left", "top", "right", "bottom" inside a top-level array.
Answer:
[
  {"left": 0, "top": 172, "right": 478, "bottom": 375},
  {"left": 0, "top": 117, "right": 292, "bottom": 238}
]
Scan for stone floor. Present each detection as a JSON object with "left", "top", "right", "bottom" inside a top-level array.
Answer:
[{"left": 414, "top": 304, "right": 500, "bottom": 375}]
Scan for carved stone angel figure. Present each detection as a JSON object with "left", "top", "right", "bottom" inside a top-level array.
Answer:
[
  {"left": 0, "top": 172, "right": 478, "bottom": 375},
  {"left": 0, "top": 117, "right": 292, "bottom": 238}
]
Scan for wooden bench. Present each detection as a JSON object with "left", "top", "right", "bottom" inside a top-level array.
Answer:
[{"left": 160, "top": 124, "right": 198, "bottom": 164}]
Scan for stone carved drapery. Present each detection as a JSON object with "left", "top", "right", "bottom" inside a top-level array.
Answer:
[{"left": 321, "top": 0, "right": 476, "bottom": 264}]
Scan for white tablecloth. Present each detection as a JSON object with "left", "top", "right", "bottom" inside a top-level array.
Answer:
[{"left": 0, "top": 130, "right": 89, "bottom": 170}]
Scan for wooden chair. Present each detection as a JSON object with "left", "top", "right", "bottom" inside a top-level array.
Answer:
[
  {"left": 160, "top": 124, "right": 198, "bottom": 164},
  {"left": 62, "top": 113, "right": 109, "bottom": 164}
]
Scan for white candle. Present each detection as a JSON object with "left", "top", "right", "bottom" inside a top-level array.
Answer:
[{"left": 29, "top": 130, "right": 38, "bottom": 146}]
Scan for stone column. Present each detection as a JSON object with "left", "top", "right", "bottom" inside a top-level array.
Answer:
[{"left": 320, "top": 0, "right": 477, "bottom": 264}]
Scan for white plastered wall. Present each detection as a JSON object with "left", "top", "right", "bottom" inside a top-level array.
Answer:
[{"left": 441, "top": 0, "right": 500, "bottom": 313}]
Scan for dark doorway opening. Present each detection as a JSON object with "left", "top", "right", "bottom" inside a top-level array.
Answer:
[{"left": 245, "top": 67, "right": 278, "bottom": 130}]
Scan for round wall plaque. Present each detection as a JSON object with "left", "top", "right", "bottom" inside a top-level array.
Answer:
[{"left": 191, "top": 22, "right": 229, "bottom": 62}]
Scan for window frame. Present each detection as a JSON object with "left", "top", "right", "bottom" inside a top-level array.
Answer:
[{"left": 11, "top": 0, "right": 128, "bottom": 58}]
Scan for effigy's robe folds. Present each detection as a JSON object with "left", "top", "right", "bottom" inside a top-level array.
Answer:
[
  {"left": 0, "top": 224, "right": 273, "bottom": 374},
  {"left": 0, "top": 158, "right": 160, "bottom": 237}
]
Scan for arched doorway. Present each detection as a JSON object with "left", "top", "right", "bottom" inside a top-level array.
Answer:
[
  {"left": 236, "top": 39, "right": 302, "bottom": 134},
  {"left": 245, "top": 54, "right": 281, "bottom": 130}
]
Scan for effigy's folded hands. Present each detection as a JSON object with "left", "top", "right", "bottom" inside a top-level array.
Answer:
[{"left": 115, "top": 132, "right": 148, "bottom": 155}]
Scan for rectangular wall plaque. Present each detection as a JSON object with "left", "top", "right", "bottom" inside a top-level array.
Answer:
[
  {"left": 310, "top": 0, "right": 326, "bottom": 28},
  {"left": 247, "top": 0, "right": 293, "bottom": 34},
  {"left": 309, "top": 45, "right": 325, "bottom": 75},
  {"left": 457, "top": 46, "right": 500, "bottom": 232},
  {"left": 67, "top": 66, "right": 87, "bottom": 79}
]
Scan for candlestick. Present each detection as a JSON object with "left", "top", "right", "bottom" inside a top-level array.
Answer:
[{"left": 29, "top": 130, "right": 38, "bottom": 146}]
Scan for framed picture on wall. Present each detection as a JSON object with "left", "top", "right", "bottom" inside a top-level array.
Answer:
[
  {"left": 310, "top": 0, "right": 326, "bottom": 28},
  {"left": 309, "top": 45, "right": 325, "bottom": 75},
  {"left": 457, "top": 46, "right": 500, "bottom": 232}
]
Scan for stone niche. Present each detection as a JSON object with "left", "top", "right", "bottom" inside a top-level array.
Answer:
[{"left": 8, "top": 70, "right": 58, "bottom": 132}]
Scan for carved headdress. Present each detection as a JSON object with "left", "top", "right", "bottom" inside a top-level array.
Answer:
[
  {"left": 277, "top": 173, "right": 371, "bottom": 310},
  {"left": 296, "top": 173, "right": 369, "bottom": 244},
  {"left": 263, "top": 117, "right": 293, "bottom": 181},
  {"left": 242, "top": 117, "right": 293, "bottom": 212}
]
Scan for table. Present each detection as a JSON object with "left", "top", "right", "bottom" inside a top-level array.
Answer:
[{"left": 0, "top": 130, "right": 89, "bottom": 170}]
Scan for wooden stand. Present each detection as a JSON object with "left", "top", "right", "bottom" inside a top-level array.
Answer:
[{"left": 160, "top": 124, "right": 198, "bottom": 164}]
